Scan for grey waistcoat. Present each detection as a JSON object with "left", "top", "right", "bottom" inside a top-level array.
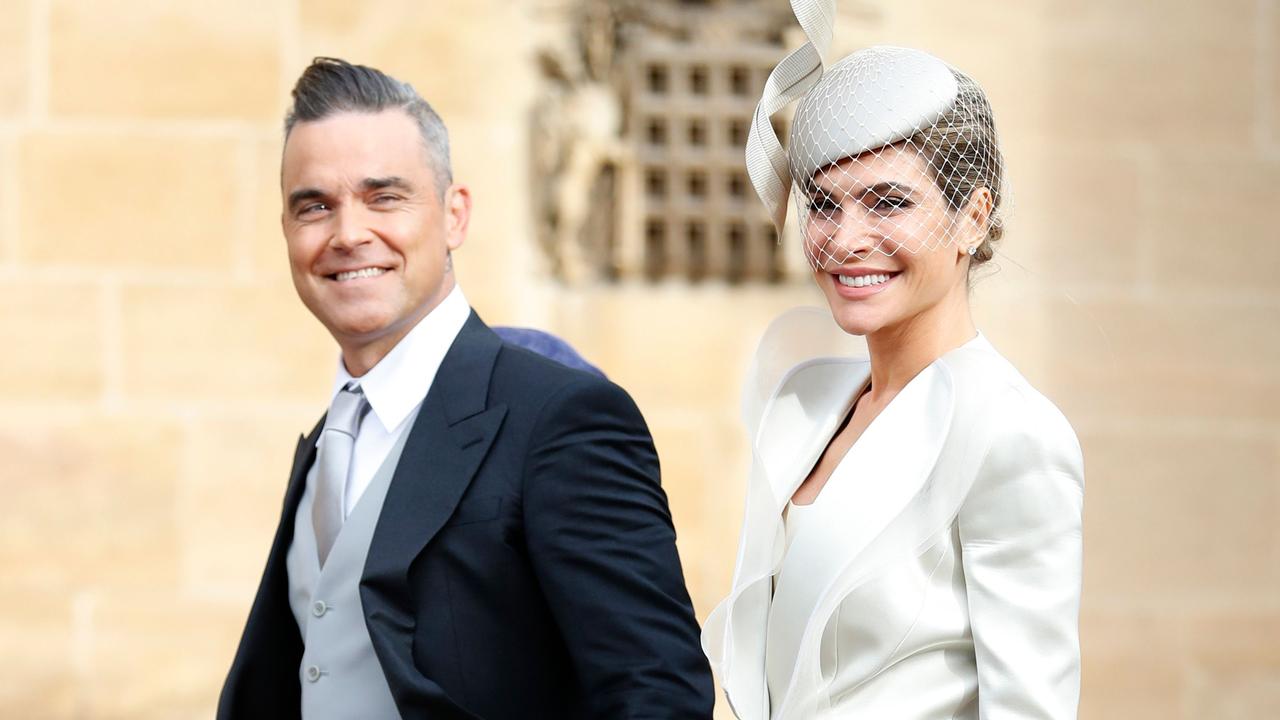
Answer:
[{"left": 286, "top": 412, "right": 417, "bottom": 720}]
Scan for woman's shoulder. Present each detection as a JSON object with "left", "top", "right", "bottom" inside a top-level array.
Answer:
[{"left": 941, "top": 336, "right": 1083, "bottom": 474}]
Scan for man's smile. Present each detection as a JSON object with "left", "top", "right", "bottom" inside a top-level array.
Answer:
[{"left": 326, "top": 266, "right": 391, "bottom": 282}]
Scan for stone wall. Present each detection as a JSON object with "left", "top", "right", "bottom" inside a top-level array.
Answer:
[{"left": 0, "top": 1, "right": 1275, "bottom": 717}]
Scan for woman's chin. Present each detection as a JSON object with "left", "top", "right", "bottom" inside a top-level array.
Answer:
[
  {"left": 823, "top": 297, "right": 886, "bottom": 337},
  {"left": 829, "top": 311, "right": 883, "bottom": 337}
]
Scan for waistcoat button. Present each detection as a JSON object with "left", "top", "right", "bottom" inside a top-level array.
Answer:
[
  {"left": 312, "top": 600, "right": 328, "bottom": 617},
  {"left": 306, "top": 665, "right": 322, "bottom": 682}
]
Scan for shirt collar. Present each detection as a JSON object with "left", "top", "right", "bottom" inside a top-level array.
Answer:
[{"left": 331, "top": 285, "right": 471, "bottom": 434}]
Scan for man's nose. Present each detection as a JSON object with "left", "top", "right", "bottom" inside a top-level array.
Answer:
[{"left": 329, "top": 206, "right": 374, "bottom": 250}]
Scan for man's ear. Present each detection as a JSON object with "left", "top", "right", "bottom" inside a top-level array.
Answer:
[{"left": 444, "top": 184, "right": 472, "bottom": 251}]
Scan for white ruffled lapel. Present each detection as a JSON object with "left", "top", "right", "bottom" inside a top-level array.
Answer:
[
  {"left": 755, "top": 359, "right": 870, "bottom": 512},
  {"left": 703, "top": 358, "right": 867, "bottom": 720}
]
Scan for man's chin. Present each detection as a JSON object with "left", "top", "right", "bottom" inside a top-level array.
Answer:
[{"left": 324, "top": 314, "right": 397, "bottom": 345}]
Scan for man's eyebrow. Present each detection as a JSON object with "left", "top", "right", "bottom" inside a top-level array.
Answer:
[
  {"left": 360, "top": 176, "right": 413, "bottom": 192},
  {"left": 287, "top": 187, "right": 326, "bottom": 211}
]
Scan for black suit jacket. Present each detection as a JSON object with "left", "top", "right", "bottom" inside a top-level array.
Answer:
[{"left": 218, "top": 312, "right": 714, "bottom": 719}]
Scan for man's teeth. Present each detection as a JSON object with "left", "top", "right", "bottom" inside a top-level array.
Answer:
[
  {"left": 335, "top": 267, "right": 387, "bottom": 281},
  {"left": 837, "top": 273, "right": 891, "bottom": 288}
]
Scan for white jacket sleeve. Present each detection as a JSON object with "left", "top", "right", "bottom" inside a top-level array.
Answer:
[{"left": 958, "top": 385, "right": 1085, "bottom": 719}]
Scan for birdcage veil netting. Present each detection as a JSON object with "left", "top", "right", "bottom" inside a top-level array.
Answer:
[
  {"left": 785, "top": 46, "right": 1005, "bottom": 272},
  {"left": 742, "top": 33, "right": 1007, "bottom": 277}
]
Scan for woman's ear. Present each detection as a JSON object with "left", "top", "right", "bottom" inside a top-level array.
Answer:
[{"left": 961, "top": 187, "right": 994, "bottom": 249}]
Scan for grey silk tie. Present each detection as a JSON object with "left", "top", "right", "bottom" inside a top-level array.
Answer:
[{"left": 312, "top": 384, "right": 369, "bottom": 567}]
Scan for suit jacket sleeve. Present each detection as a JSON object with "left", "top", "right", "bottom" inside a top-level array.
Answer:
[
  {"left": 522, "top": 376, "right": 715, "bottom": 719},
  {"left": 958, "top": 386, "right": 1084, "bottom": 719}
]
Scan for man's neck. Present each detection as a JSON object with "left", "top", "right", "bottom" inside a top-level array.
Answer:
[{"left": 338, "top": 281, "right": 457, "bottom": 377}]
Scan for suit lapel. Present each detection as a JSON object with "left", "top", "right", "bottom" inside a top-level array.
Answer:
[
  {"left": 365, "top": 311, "right": 506, "bottom": 579},
  {"left": 285, "top": 422, "right": 322, "bottom": 509},
  {"left": 263, "top": 420, "right": 322, "bottom": 609},
  {"left": 219, "top": 419, "right": 322, "bottom": 719},
  {"left": 265, "top": 420, "right": 323, "bottom": 603},
  {"left": 366, "top": 399, "right": 506, "bottom": 574},
  {"left": 360, "top": 311, "right": 504, "bottom": 716}
]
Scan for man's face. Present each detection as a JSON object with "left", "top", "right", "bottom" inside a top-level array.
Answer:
[{"left": 281, "top": 110, "right": 468, "bottom": 366}]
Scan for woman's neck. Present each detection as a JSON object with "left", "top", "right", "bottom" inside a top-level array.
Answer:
[{"left": 864, "top": 293, "right": 976, "bottom": 404}]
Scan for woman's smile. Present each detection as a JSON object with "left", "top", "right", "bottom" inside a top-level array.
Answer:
[{"left": 830, "top": 269, "right": 900, "bottom": 299}]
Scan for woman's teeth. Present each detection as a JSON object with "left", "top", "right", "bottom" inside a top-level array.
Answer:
[
  {"left": 335, "top": 267, "right": 387, "bottom": 281},
  {"left": 837, "top": 273, "right": 891, "bottom": 288}
]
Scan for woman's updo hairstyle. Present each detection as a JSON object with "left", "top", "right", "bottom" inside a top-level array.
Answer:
[{"left": 909, "top": 70, "right": 1004, "bottom": 265}]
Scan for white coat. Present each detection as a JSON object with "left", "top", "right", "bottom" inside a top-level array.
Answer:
[{"left": 703, "top": 314, "right": 1084, "bottom": 719}]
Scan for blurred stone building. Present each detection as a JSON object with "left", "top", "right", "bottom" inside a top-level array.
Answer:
[
  {"left": 530, "top": 0, "right": 794, "bottom": 284},
  {"left": 0, "top": 0, "right": 1277, "bottom": 717}
]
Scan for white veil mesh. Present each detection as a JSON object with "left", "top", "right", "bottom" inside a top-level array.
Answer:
[
  {"left": 746, "top": 27, "right": 1005, "bottom": 276},
  {"left": 787, "top": 46, "right": 1005, "bottom": 271}
]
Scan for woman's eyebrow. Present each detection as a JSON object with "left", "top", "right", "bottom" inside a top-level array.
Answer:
[
  {"left": 857, "top": 181, "right": 916, "bottom": 199},
  {"left": 805, "top": 180, "right": 916, "bottom": 201}
]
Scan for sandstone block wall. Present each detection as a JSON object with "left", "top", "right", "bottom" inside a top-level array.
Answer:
[{"left": 0, "top": 1, "right": 1275, "bottom": 717}]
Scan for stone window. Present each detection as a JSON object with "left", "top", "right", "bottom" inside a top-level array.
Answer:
[
  {"left": 647, "top": 118, "right": 668, "bottom": 146},
  {"left": 687, "top": 170, "right": 707, "bottom": 200},
  {"left": 647, "top": 64, "right": 669, "bottom": 94},
  {"left": 645, "top": 219, "right": 667, "bottom": 280},
  {"left": 625, "top": 29, "right": 788, "bottom": 284},
  {"left": 727, "top": 171, "right": 746, "bottom": 201},
  {"left": 687, "top": 221, "right": 707, "bottom": 280},
  {"left": 727, "top": 221, "right": 747, "bottom": 283},
  {"left": 688, "top": 118, "right": 708, "bottom": 147},
  {"left": 688, "top": 65, "right": 710, "bottom": 95},
  {"left": 646, "top": 168, "right": 667, "bottom": 198},
  {"left": 535, "top": 0, "right": 795, "bottom": 284}
]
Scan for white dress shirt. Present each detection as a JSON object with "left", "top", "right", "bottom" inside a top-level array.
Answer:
[{"left": 321, "top": 285, "right": 470, "bottom": 517}]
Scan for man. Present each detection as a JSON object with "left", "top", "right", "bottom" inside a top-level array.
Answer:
[{"left": 218, "top": 58, "right": 713, "bottom": 719}]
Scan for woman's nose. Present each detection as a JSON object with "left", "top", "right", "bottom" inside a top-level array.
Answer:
[{"left": 818, "top": 214, "right": 880, "bottom": 265}]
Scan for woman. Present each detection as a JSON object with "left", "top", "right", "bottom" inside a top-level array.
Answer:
[{"left": 702, "top": 45, "right": 1084, "bottom": 719}]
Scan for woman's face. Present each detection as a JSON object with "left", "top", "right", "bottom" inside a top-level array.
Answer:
[{"left": 802, "top": 143, "right": 982, "bottom": 338}]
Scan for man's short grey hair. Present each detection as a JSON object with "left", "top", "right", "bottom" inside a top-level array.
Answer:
[{"left": 284, "top": 57, "right": 452, "bottom": 196}]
